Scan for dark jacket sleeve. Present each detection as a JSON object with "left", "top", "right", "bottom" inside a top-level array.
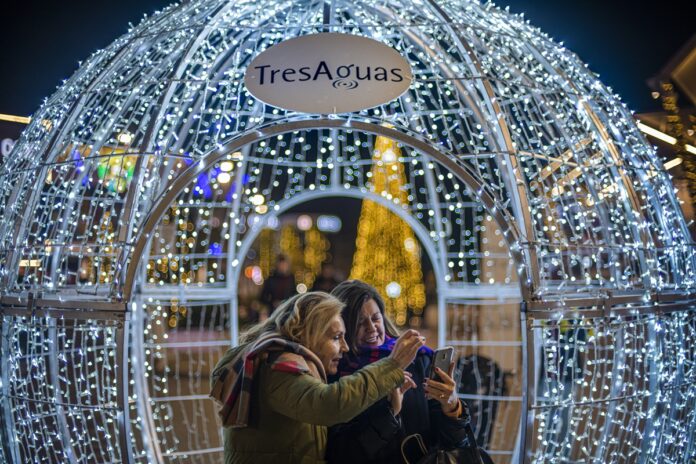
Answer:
[
  {"left": 326, "top": 399, "right": 402, "bottom": 463},
  {"left": 429, "top": 398, "right": 469, "bottom": 448},
  {"left": 421, "top": 354, "right": 469, "bottom": 448}
]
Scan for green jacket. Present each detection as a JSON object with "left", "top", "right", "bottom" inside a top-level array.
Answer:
[{"left": 215, "top": 346, "right": 404, "bottom": 464}]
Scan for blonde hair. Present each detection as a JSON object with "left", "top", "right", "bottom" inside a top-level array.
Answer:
[{"left": 240, "top": 292, "right": 344, "bottom": 352}]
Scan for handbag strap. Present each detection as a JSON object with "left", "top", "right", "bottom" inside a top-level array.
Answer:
[
  {"left": 401, "top": 433, "right": 428, "bottom": 464},
  {"left": 464, "top": 423, "right": 485, "bottom": 463},
  {"left": 459, "top": 400, "right": 491, "bottom": 463}
]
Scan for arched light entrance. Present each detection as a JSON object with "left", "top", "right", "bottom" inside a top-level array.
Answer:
[
  {"left": 124, "top": 119, "right": 525, "bottom": 463},
  {"left": 230, "top": 188, "right": 444, "bottom": 340}
]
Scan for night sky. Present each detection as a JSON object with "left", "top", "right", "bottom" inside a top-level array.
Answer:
[{"left": 0, "top": 0, "right": 693, "bottom": 116}]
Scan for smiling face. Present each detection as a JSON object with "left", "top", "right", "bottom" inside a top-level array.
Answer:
[
  {"left": 355, "top": 299, "right": 385, "bottom": 347},
  {"left": 312, "top": 315, "right": 349, "bottom": 375}
]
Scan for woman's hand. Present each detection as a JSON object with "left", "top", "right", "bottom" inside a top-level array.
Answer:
[
  {"left": 388, "top": 371, "right": 416, "bottom": 415},
  {"left": 388, "top": 330, "right": 425, "bottom": 369},
  {"left": 424, "top": 363, "right": 459, "bottom": 414}
]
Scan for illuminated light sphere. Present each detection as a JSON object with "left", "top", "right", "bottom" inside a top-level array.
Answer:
[
  {"left": 251, "top": 266, "right": 264, "bottom": 285},
  {"left": 0, "top": 0, "right": 694, "bottom": 463},
  {"left": 249, "top": 193, "right": 265, "bottom": 205},
  {"left": 382, "top": 148, "right": 397, "bottom": 163},
  {"left": 216, "top": 171, "right": 231, "bottom": 184},
  {"left": 385, "top": 281, "right": 402, "bottom": 298},
  {"left": 117, "top": 132, "right": 133, "bottom": 145},
  {"left": 297, "top": 214, "right": 313, "bottom": 231},
  {"left": 266, "top": 216, "right": 280, "bottom": 229},
  {"left": 244, "top": 265, "right": 255, "bottom": 278},
  {"left": 317, "top": 215, "right": 342, "bottom": 232}
]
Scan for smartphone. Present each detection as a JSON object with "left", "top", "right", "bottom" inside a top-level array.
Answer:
[{"left": 429, "top": 346, "right": 454, "bottom": 381}]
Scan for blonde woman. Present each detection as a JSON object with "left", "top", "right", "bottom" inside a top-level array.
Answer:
[{"left": 211, "top": 292, "right": 424, "bottom": 464}]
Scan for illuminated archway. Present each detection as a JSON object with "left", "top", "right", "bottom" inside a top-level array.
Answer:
[{"left": 123, "top": 120, "right": 524, "bottom": 461}]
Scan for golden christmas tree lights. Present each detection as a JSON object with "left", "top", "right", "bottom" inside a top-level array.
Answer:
[{"left": 350, "top": 133, "right": 426, "bottom": 326}]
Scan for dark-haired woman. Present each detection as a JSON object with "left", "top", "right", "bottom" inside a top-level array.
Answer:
[
  {"left": 210, "top": 292, "right": 425, "bottom": 464},
  {"left": 326, "top": 280, "right": 468, "bottom": 464}
]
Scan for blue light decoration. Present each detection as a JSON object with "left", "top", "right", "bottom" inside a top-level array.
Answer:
[
  {"left": 208, "top": 242, "right": 223, "bottom": 256},
  {"left": 0, "top": 0, "right": 694, "bottom": 463}
]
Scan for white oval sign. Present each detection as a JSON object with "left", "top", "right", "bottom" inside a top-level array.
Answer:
[{"left": 244, "top": 33, "right": 412, "bottom": 114}]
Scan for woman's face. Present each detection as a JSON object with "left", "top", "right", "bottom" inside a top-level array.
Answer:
[
  {"left": 355, "top": 299, "right": 385, "bottom": 347},
  {"left": 313, "top": 315, "right": 349, "bottom": 375}
]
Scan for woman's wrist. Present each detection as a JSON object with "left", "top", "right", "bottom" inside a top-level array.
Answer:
[
  {"left": 388, "top": 403, "right": 399, "bottom": 417},
  {"left": 443, "top": 399, "right": 462, "bottom": 418},
  {"left": 387, "top": 404, "right": 402, "bottom": 427}
]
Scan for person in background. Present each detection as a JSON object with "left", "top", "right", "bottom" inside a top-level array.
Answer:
[
  {"left": 326, "top": 280, "right": 468, "bottom": 464},
  {"left": 260, "top": 254, "right": 296, "bottom": 315},
  {"left": 310, "top": 262, "right": 341, "bottom": 293},
  {"left": 210, "top": 291, "right": 425, "bottom": 464}
]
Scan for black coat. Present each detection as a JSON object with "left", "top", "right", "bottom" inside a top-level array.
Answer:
[{"left": 326, "top": 352, "right": 469, "bottom": 464}]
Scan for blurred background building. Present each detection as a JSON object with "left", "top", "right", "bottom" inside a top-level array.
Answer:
[{"left": 639, "top": 34, "right": 696, "bottom": 239}]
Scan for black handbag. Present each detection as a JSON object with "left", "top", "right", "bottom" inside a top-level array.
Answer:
[{"left": 401, "top": 424, "right": 495, "bottom": 464}]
